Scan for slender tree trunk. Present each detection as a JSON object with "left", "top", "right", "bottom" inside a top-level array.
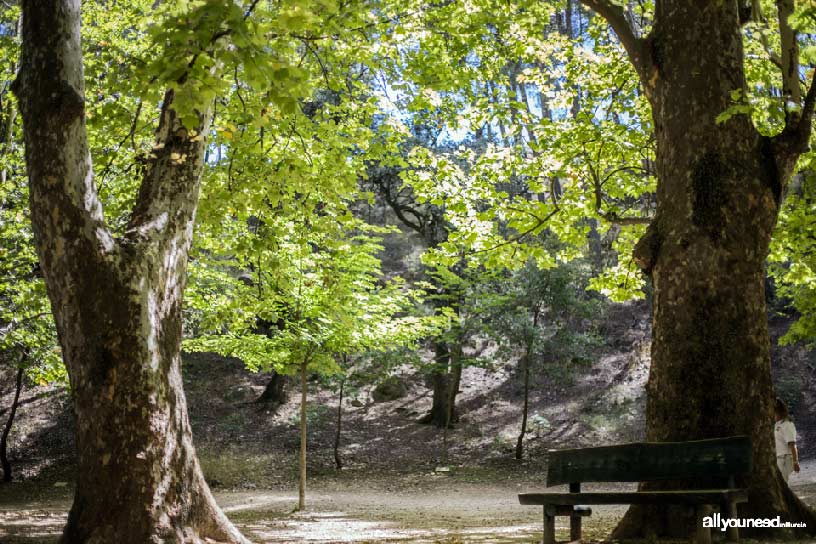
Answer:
[
  {"left": 13, "top": 2, "right": 248, "bottom": 541},
  {"left": 515, "top": 351, "right": 530, "bottom": 461},
  {"left": 334, "top": 377, "right": 344, "bottom": 470},
  {"left": 1, "top": 366, "right": 24, "bottom": 483},
  {"left": 516, "top": 309, "right": 538, "bottom": 461},
  {"left": 604, "top": 1, "right": 816, "bottom": 537},
  {"left": 298, "top": 360, "right": 308, "bottom": 511}
]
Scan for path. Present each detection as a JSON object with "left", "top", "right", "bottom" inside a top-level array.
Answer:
[{"left": 1, "top": 460, "right": 815, "bottom": 543}]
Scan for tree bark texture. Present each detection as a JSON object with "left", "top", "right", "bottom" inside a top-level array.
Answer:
[
  {"left": 1, "top": 366, "right": 24, "bottom": 482},
  {"left": 591, "top": 1, "right": 816, "bottom": 537},
  {"left": 13, "top": 1, "right": 248, "bottom": 542}
]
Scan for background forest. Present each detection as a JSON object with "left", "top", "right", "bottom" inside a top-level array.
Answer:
[{"left": 1, "top": 0, "right": 816, "bottom": 542}]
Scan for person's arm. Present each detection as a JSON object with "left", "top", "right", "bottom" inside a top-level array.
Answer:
[
  {"left": 786, "top": 421, "right": 800, "bottom": 473},
  {"left": 789, "top": 442, "right": 800, "bottom": 472}
]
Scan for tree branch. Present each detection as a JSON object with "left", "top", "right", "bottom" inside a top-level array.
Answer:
[
  {"left": 589, "top": 164, "right": 653, "bottom": 226},
  {"left": 466, "top": 209, "right": 558, "bottom": 257},
  {"left": 13, "top": 0, "right": 116, "bottom": 264},
  {"left": 367, "top": 166, "right": 425, "bottom": 233},
  {"left": 777, "top": 0, "right": 801, "bottom": 108},
  {"left": 801, "top": 69, "right": 816, "bottom": 132},
  {"left": 125, "top": 90, "right": 212, "bottom": 245},
  {"left": 772, "top": 69, "right": 816, "bottom": 177},
  {"left": 579, "top": 0, "right": 654, "bottom": 96},
  {"left": 750, "top": 0, "right": 783, "bottom": 68}
]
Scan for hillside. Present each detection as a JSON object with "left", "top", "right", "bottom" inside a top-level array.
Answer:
[{"left": 2, "top": 300, "right": 814, "bottom": 491}]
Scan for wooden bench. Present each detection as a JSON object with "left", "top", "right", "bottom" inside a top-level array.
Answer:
[{"left": 519, "top": 436, "right": 751, "bottom": 544}]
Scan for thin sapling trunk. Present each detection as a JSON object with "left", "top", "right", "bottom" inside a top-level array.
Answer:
[
  {"left": 334, "top": 377, "right": 344, "bottom": 471},
  {"left": 298, "top": 358, "right": 308, "bottom": 511},
  {"left": 515, "top": 351, "right": 530, "bottom": 461},
  {"left": 1, "top": 365, "right": 24, "bottom": 482},
  {"left": 516, "top": 309, "right": 538, "bottom": 460}
]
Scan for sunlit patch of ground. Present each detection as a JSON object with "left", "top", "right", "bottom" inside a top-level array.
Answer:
[
  {"left": 244, "top": 513, "right": 544, "bottom": 543},
  {"left": 0, "top": 510, "right": 64, "bottom": 543}
]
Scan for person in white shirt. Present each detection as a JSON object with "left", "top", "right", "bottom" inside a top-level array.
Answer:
[{"left": 775, "top": 398, "right": 800, "bottom": 483}]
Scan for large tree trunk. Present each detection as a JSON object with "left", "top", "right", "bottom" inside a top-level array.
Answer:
[
  {"left": 13, "top": 1, "right": 248, "bottom": 542},
  {"left": 605, "top": 1, "right": 816, "bottom": 538},
  {"left": 1, "top": 366, "right": 24, "bottom": 482}
]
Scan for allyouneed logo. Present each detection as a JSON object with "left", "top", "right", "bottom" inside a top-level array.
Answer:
[{"left": 703, "top": 513, "right": 807, "bottom": 531}]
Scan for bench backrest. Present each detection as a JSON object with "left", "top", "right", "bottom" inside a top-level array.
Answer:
[{"left": 546, "top": 436, "right": 751, "bottom": 487}]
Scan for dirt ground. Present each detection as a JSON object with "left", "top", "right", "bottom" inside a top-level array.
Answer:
[{"left": 1, "top": 460, "right": 815, "bottom": 543}]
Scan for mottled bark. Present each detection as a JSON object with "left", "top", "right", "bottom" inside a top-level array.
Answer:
[
  {"left": 1, "top": 366, "right": 23, "bottom": 482},
  {"left": 578, "top": 0, "right": 816, "bottom": 538},
  {"left": 13, "top": 1, "right": 248, "bottom": 542}
]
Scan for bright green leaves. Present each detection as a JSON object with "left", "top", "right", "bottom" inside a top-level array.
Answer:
[
  {"left": 474, "top": 260, "right": 603, "bottom": 375},
  {"left": 586, "top": 224, "right": 646, "bottom": 302},
  {"left": 185, "top": 217, "right": 440, "bottom": 378},
  {"left": 769, "top": 170, "right": 816, "bottom": 346},
  {"left": 0, "top": 5, "right": 64, "bottom": 385},
  {"left": 379, "top": 2, "right": 657, "bottom": 302},
  {"left": 0, "top": 139, "right": 62, "bottom": 385}
]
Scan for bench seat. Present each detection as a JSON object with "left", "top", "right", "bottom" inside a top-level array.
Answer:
[
  {"left": 519, "top": 436, "right": 752, "bottom": 544},
  {"left": 520, "top": 488, "right": 748, "bottom": 506}
]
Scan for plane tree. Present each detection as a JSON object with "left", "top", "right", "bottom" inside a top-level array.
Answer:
[
  {"left": 10, "top": 0, "right": 413, "bottom": 540},
  {"left": 390, "top": 0, "right": 816, "bottom": 536}
]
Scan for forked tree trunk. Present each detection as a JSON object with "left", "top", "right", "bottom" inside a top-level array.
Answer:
[
  {"left": 421, "top": 340, "right": 462, "bottom": 428},
  {"left": 13, "top": 1, "right": 248, "bottom": 542},
  {"left": 1, "top": 366, "right": 24, "bottom": 482},
  {"left": 580, "top": 0, "right": 816, "bottom": 537}
]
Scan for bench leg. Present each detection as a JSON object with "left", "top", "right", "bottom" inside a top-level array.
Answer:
[
  {"left": 569, "top": 509, "right": 582, "bottom": 542},
  {"left": 722, "top": 500, "right": 739, "bottom": 541},
  {"left": 543, "top": 506, "right": 555, "bottom": 544},
  {"left": 696, "top": 505, "right": 712, "bottom": 544}
]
